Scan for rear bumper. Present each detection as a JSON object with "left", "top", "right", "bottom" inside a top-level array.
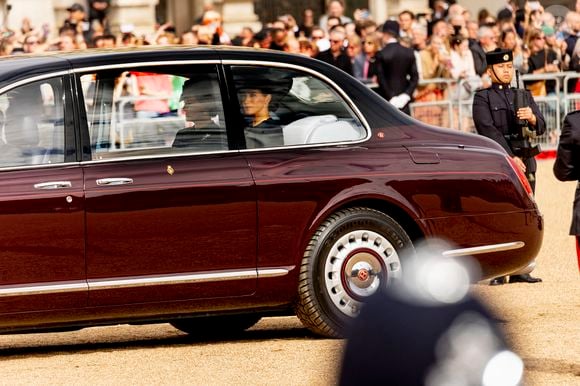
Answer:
[{"left": 424, "top": 210, "right": 544, "bottom": 279}]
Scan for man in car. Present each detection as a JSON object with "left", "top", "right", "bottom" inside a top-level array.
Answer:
[
  {"left": 472, "top": 48, "right": 545, "bottom": 285},
  {"left": 172, "top": 76, "right": 225, "bottom": 150}
]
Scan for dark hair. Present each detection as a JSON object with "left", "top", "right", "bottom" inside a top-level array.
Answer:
[
  {"left": 254, "top": 28, "right": 271, "bottom": 42},
  {"left": 328, "top": 0, "right": 345, "bottom": 8},
  {"left": 450, "top": 33, "right": 464, "bottom": 48},
  {"left": 398, "top": 10, "right": 415, "bottom": 19},
  {"left": 327, "top": 15, "right": 342, "bottom": 26},
  {"left": 500, "top": 28, "right": 515, "bottom": 43},
  {"left": 122, "top": 32, "right": 136, "bottom": 43}
]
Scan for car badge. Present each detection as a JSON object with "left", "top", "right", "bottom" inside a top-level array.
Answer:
[
  {"left": 357, "top": 268, "right": 370, "bottom": 282},
  {"left": 167, "top": 165, "right": 175, "bottom": 175}
]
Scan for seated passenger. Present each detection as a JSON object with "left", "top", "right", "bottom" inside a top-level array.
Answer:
[
  {"left": 236, "top": 71, "right": 292, "bottom": 149},
  {"left": 172, "top": 76, "right": 225, "bottom": 150}
]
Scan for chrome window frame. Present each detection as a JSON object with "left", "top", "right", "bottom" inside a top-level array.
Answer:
[
  {"left": 71, "top": 59, "right": 371, "bottom": 164},
  {"left": 74, "top": 60, "right": 231, "bottom": 164},
  {"left": 224, "top": 60, "right": 372, "bottom": 153},
  {"left": 0, "top": 70, "right": 76, "bottom": 171}
]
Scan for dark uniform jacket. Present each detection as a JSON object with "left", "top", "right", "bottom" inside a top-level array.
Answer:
[
  {"left": 472, "top": 83, "right": 546, "bottom": 174},
  {"left": 315, "top": 49, "right": 353, "bottom": 75},
  {"left": 469, "top": 40, "right": 487, "bottom": 76},
  {"left": 375, "top": 42, "right": 418, "bottom": 103},
  {"left": 554, "top": 111, "right": 580, "bottom": 235}
]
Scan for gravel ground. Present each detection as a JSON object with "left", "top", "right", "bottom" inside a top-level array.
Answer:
[{"left": 0, "top": 159, "right": 578, "bottom": 385}]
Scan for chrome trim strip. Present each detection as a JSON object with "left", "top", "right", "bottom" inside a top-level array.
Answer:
[
  {"left": 257, "top": 268, "right": 291, "bottom": 278},
  {"left": 0, "top": 162, "right": 81, "bottom": 172},
  {"left": 88, "top": 270, "right": 258, "bottom": 290},
  {"left": 442, "top": 241, "right": 525, "bottom": 257},
  {"left": 0, "top": 70, "right": 71, "bottom": 95},
  {"left": 0, "top": 281, "right": 87, "bottom": 297},
  {"left": 82, "top": 149, "right": 233, "bottom": 165},
  {"left": 89, "top": 267, "right": 290, "bottom": 290},
  {"left": 0, "top": 267, "right": 291, "bottom": 297},
  {"left": 72, "top": 60, "right": 221, "bottom": 74}
]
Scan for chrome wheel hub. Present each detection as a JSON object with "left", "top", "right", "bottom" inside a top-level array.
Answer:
[{"left": 324, "top": 230, "right": 402, "bottom": 317}]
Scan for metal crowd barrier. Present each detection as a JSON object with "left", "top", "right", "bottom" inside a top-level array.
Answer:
[
  {"left": 114, "top": 95, "right": 185, "bottom": 150},
  {"left": 409, "top": 78, "right": 454, "bottom": 129},
  {"left": 409, "top": 72, "right": 580, "bottom": 151}
]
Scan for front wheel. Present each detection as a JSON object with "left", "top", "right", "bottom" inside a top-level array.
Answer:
[{"left": 295, "top": 207, "right": 413, "bottom": 337}]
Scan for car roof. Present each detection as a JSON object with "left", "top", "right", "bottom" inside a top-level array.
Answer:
[{"left": 0, "top": 46, "right": 329, "bottom": 88}]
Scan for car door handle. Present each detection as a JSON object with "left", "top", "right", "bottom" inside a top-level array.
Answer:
[
  {"left": 96, "top": 178, "right": 134, "bottom": 186},
  {"left": 33, "top": 181, "right": 72, "bottom": 190}
]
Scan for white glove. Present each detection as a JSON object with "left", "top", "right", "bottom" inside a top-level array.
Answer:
[{"left": 389, "top": 93, "right": 411, "bottom": 109}]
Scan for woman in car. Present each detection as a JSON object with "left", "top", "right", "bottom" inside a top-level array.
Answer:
[{"left": 238, "top": 73, "right": 291, "bottom": 149}]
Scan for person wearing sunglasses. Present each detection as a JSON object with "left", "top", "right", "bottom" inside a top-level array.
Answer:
[
  {"left": 315, "top": 28, "right": 352, "bottom": 75},
  {"left": 353, "top": 34, "right": 380, "bottom": 85}
]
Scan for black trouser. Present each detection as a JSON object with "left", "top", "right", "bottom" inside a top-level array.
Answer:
[{"left": 527, "top": 172, "right": 536, "bottom": 194}]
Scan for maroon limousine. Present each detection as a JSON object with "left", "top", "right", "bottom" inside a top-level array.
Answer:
[{"left": 0, "top": 46, "right": 542, "bottom": 338}]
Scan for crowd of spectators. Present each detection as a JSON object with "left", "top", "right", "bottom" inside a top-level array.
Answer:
[{"left": 2, "top": 1, "right": 580, "bottom": 102}]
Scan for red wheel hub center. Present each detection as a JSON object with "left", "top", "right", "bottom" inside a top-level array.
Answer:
[{"left": 357, "top": 268, "right": 370, "bottom": 282}]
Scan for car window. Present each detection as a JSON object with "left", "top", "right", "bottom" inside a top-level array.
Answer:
[
  {"left": 80, "top": 66, "right": 227, "bottom": 160},
  {"left": 231, "top": 66, "right": 366, "bottom": 149},
  {"left": 0, "top": 78, "right": 65, "bottom": 167}
]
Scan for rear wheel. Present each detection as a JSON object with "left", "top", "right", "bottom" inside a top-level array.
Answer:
[
  {"left": 295, "top": 207, "right": 413, "bottom": 337},
  {"left": 170, "top": 314, "right": 261, "bottom": 337}
]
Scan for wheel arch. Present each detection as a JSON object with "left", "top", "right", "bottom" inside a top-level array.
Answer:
[
  {"left": 306, "top": 196, "right": 427, "bottom": 249},
  {"left": 340, "top": 198, "right": 426, "bottom": 243}
]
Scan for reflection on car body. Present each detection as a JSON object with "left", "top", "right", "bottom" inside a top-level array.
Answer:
[{"left": 0, "top": 46, "right": 542, "bottom": 338}]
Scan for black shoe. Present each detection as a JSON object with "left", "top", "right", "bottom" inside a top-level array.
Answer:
[
  {"left": 489, "top": 276, "right": 507, "bottom": 285},
  {"left": 508, "top": 274, "right": 542, "bottom": 283}
]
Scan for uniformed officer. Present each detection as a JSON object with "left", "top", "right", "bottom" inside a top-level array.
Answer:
[{"left": 472, "top": 48, "right": 545, "bottom": 285}]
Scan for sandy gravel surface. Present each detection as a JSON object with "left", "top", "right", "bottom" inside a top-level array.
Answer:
[{"left": 0, "top": 160, "right": 578, "bottom": 385}]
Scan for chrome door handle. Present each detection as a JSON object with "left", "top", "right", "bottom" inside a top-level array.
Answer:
[
  {"left": 33, "top": 181, "right": 72, "bottom": 190},
  {"left": 96, "top": 178, "right": 134, "bottom": 186}
]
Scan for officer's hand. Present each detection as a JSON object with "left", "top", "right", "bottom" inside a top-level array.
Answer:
[
  {"left": 513, "top": 156, "right": 526, "bottom": 173},
  {"left": 517, "top": 107, "right": 536, "bottom": 125}
]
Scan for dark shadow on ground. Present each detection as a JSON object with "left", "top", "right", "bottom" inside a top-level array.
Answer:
[{"left": 0, "top": 324, "right": 327, "bottom": 360}]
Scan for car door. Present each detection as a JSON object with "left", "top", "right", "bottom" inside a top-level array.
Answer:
[
  {"left": 0, "top": 75, "right": 86, "bottom": 314},
  {"left": 77, "top": 64, "right": 257, "bottom": 307},
  {"left": 227, "top": 64, "right": 368, "bottom": 276}
]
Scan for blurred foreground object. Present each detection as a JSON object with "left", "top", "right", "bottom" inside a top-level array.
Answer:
[
  {"left": 340, "top": 251, "right": 524, "bottom": 386},
  {"left": 553, "top": 110, "right": 580, "bottom": 272}
]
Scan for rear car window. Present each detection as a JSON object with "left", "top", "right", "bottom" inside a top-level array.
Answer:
[
  {"left": 80, "top": 65, "right": 227, "bottom": 160},
  {"left": 0, "top": 78, "right": 65, "bottom": 167},
  {"left": 231, "top": 66, "right": 366, "bottom": 149}
]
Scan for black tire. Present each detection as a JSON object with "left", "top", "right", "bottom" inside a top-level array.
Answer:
[
  {"left": 170, "top": 314, "right": 261, "bottom": 337},
  {"left": 294, "top": 207, "right": 413, "bottom": 338}
]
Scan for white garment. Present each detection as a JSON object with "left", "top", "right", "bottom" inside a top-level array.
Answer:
[{"left": 449, "top": 49, "right": 476, "bottom": 80}]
